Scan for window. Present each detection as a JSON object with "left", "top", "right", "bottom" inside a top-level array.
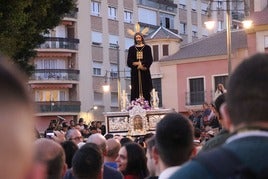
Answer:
[
  {"left": 110, "top": 64, "right": 118, "bottom": 78},
  {"left": 93, "top": 62, "right": 102, "bottom": 76},
  {"left": 35, "top": 59, "right": 65, "bottom": 69},
  {"left": 94, "top": 92, "right": 103, "bottom": 105},
  {"left": 214, "top": 75, "right": 228, "bottom": 91},
  {"left": 34, "top": 59, "right": 66, "bottom": 80},
  {"left": 35, "top": 90, "right": 68, "bottom": 101},
  {"left": 166, "top": 18, "right": 170, "bottom": 29},
  {"left": 138, "top": 8, "right": 157, "bottom": 25},
  {"left": 111, "top": 92, "right": 118, "bottom": 106},
  {"left": 192, "top": 25, "right": 197, "bottom": 37},
  {"left": 179, "top": 4, "right": 186, "bottom": 9},
  {"left": 217, "top": 0, "right": 223, "bottom": 9},
  {"left": 218, "top": 21, "right": 223, "bottom": 31},
  {"left": 160, "top": 13, "right": 174, "bottom": 29},
  {"left": 109, "top": 35, "right": 119, "bottom": 48},
  {"left": 192, "top": 0, "right": 197, "bottom": 11},
  {"left": 152, "top": 78, "right": 162, "bottom": 107},
  {"left": 179, "top": 0, "right": 186, "bottom": 9},
  {"left": 188, "top": 78, "right": 205, "bottom": 105},
  {"left": 124, "top": 11, "right": 132, "bottom": 23},
  {"left": 202, "top": 27, "right": 208, "bottom": 37},
  {"left": 163, "top": 45, "right": 169, "bottom": 56},
  {"left": 201, "top": 3, "right": 208, "bottom": 15},
  {"left": 92, "top": 31, "right": 102, "bottom": 45},
  {"left": 59, "top": 91, "right": 66, "bottom": 101},
  {"left": 180, "top": 22, "right": 187, "bottom": 34},
  {"left": 108, "top": 6, "right": 117, "bottom": 19},
  {"left": 91, "top": 1, "right": 100, "bottom": 16},
  {"left": 153, "top": 45, "right": 159, "bottom": 61}
]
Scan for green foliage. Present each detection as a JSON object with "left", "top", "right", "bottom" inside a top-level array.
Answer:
[{"left": 0, "top": 0, "right": 75, "bottom": 75}]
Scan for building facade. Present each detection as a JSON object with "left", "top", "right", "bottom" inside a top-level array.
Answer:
[{"left": 29, "top": 9, "right": 80, "bottom": 132}]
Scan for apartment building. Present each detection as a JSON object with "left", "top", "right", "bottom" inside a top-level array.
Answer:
[
  {"left": 29, "top": 9, "right": 81, "bottom": 131},
  {"left": 29, "top": 8, "right": 80, "bottom": 132}
]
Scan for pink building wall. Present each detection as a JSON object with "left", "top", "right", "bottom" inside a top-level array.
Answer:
[{"left": 176, "top": 57, "right": 237, "bottom": 113}]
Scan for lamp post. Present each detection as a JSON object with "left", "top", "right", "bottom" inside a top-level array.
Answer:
[
  {"left": 116, "top": 42, "right": 121, "bottom": 110},
  {"left": 102, "top": 42, "right": 122, "bottom": 111},
  {"left": 102, "top": 71, "right": 110, "bottom": 92},
  {"left": 205, "top": 0, "right": 252, "bottom": 75},
  {"left": 226, "top": 0, "right": 232, "bottom": 75},
  {"left": 86, "top": 105, "right": 98, "bottom": 123}
]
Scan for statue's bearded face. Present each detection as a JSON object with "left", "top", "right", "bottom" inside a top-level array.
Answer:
[{"left": 135, "top": 34, "right": 143, "bottom": 44}]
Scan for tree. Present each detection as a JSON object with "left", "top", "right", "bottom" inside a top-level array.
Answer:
[{"left": 0, "top": 0, "right": 75, "bottom": 75}]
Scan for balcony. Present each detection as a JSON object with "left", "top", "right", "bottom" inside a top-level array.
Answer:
[
  {"left": 29, "top": 69, "right": 79, "bottom": 81},
  {"left": 64, "top": 7, "right": 78, "bottom": 19},
  {"left": 185, "top": 91, "right": 207, "bottom": 106},
  {"left": 139, "top": 22, "right": 178, "bottom": 34},
  {"left": 36, "top": 101, "right": 81, "bottom": 113},
  {"left": 137, "top": 0, "right": 177, "bottom": 13},
  {"left": 38, "top": 37, "right": 79, "bottom": 50}
]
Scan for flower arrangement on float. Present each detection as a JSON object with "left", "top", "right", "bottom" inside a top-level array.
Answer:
[{"left": 127, "top": 97, "right": 151, "bottom": 111}]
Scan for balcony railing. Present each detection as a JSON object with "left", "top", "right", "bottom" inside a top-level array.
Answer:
[
  {"left": 185, "top": 91, "right": 207, "bottom": 105},
  {"left": 37, "top": 37, "right": 79, "bottom": 50},
  {"left": 29, "top": 69, "right": 79, "bottom": 81},
  {"left": 64, "top": 8, "right": 78, "bottom": 19},
  {"left": 138, "top": 22, "right": 178, "bottom": 34},
  {"left": 137, "top": 0, "right": 177, "bottom": 13},
  {"left": 36, "top": 101, "right": 81, "bottom": 113}
]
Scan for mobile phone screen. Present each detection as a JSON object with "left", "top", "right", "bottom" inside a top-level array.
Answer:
[{"left": 46, "top": 131, "right": 55, "bottom": 138}]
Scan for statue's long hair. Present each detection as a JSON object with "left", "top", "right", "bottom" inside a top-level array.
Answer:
[{"left": 134, "top": 32, "right": 145, "bottom": 45}]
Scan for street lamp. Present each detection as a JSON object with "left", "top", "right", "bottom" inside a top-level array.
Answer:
[
  {"left": 86, "top": 105, "right": 98, "bottom": 122},
  {"left": 89, "top": 105, "right": 98, "bottom": 111},
  {"left": 205, "top": 0, "right": 252, "bottom": 75},
  {"left": 102, "top": 42, "right": 122, "bottom": 110},
  {"left": 102, "top": 71, "right": 110, "bottom": 92}
]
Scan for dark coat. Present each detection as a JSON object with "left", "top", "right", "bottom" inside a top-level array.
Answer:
[
  {"left": 63, "top": 165, "right": 123, "bottom": 179},
  {"left": 127, "top": 45, "right": 153, "bottom": 102}
]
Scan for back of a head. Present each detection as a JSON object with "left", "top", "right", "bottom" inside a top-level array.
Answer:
[
  {"left": 87, "top": 133, "right": 107, "bottom": 153},
  {"left": 0, "top": 55, "right": 32, "bottom": 105},
  {"left": 72, "top": 143, "right": 103, "bottom": 179},
  {"left": 61, "top": 140, "right": 79, "bottom": 169},
  {"left": 155, "top": 112, "right": 194, "bottom": 166},
  {"left": 214, "top": 93, "right": 226, "bottom": 118},
  {"left": 104, "top": 133, "right": 114, "bottom": 140},
  {"left": 145, "top": 135, "right": 155, "bottom": 154},
  {"left": 106, "top": 138, "right": 121, "bottom": 158},
  {"left": 214, "top": 94, "right": 226, "bottom": 114},
  {"left": 120, "top": 137, "right": 133, "bottom": 146},
  {"left": 227, "top": 53, "right": 268, "bottom": 126},
  {"left": 35, "top": 138, "right": 66, "bottom": 179},
  {"left": 0, "top": 56, "right": 35, "bottom": 179},
  {"left": 124, "top": 142, "right": 148, "bottom": 178}
]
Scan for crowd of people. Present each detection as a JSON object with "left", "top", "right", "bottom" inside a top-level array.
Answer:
[
  {"left": 44, "top": 118, "right": 106, "bottom": 139},
  {"left": 1, "top": 50, "right": 268, "bottom": 179},
  {"left": 187, "top": 93, "right": 229, "bottom": 152}
]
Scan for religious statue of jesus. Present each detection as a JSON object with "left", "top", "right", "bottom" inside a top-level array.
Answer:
[{"left": 127, "top": 32, "right": 153, "bottom": 103}]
